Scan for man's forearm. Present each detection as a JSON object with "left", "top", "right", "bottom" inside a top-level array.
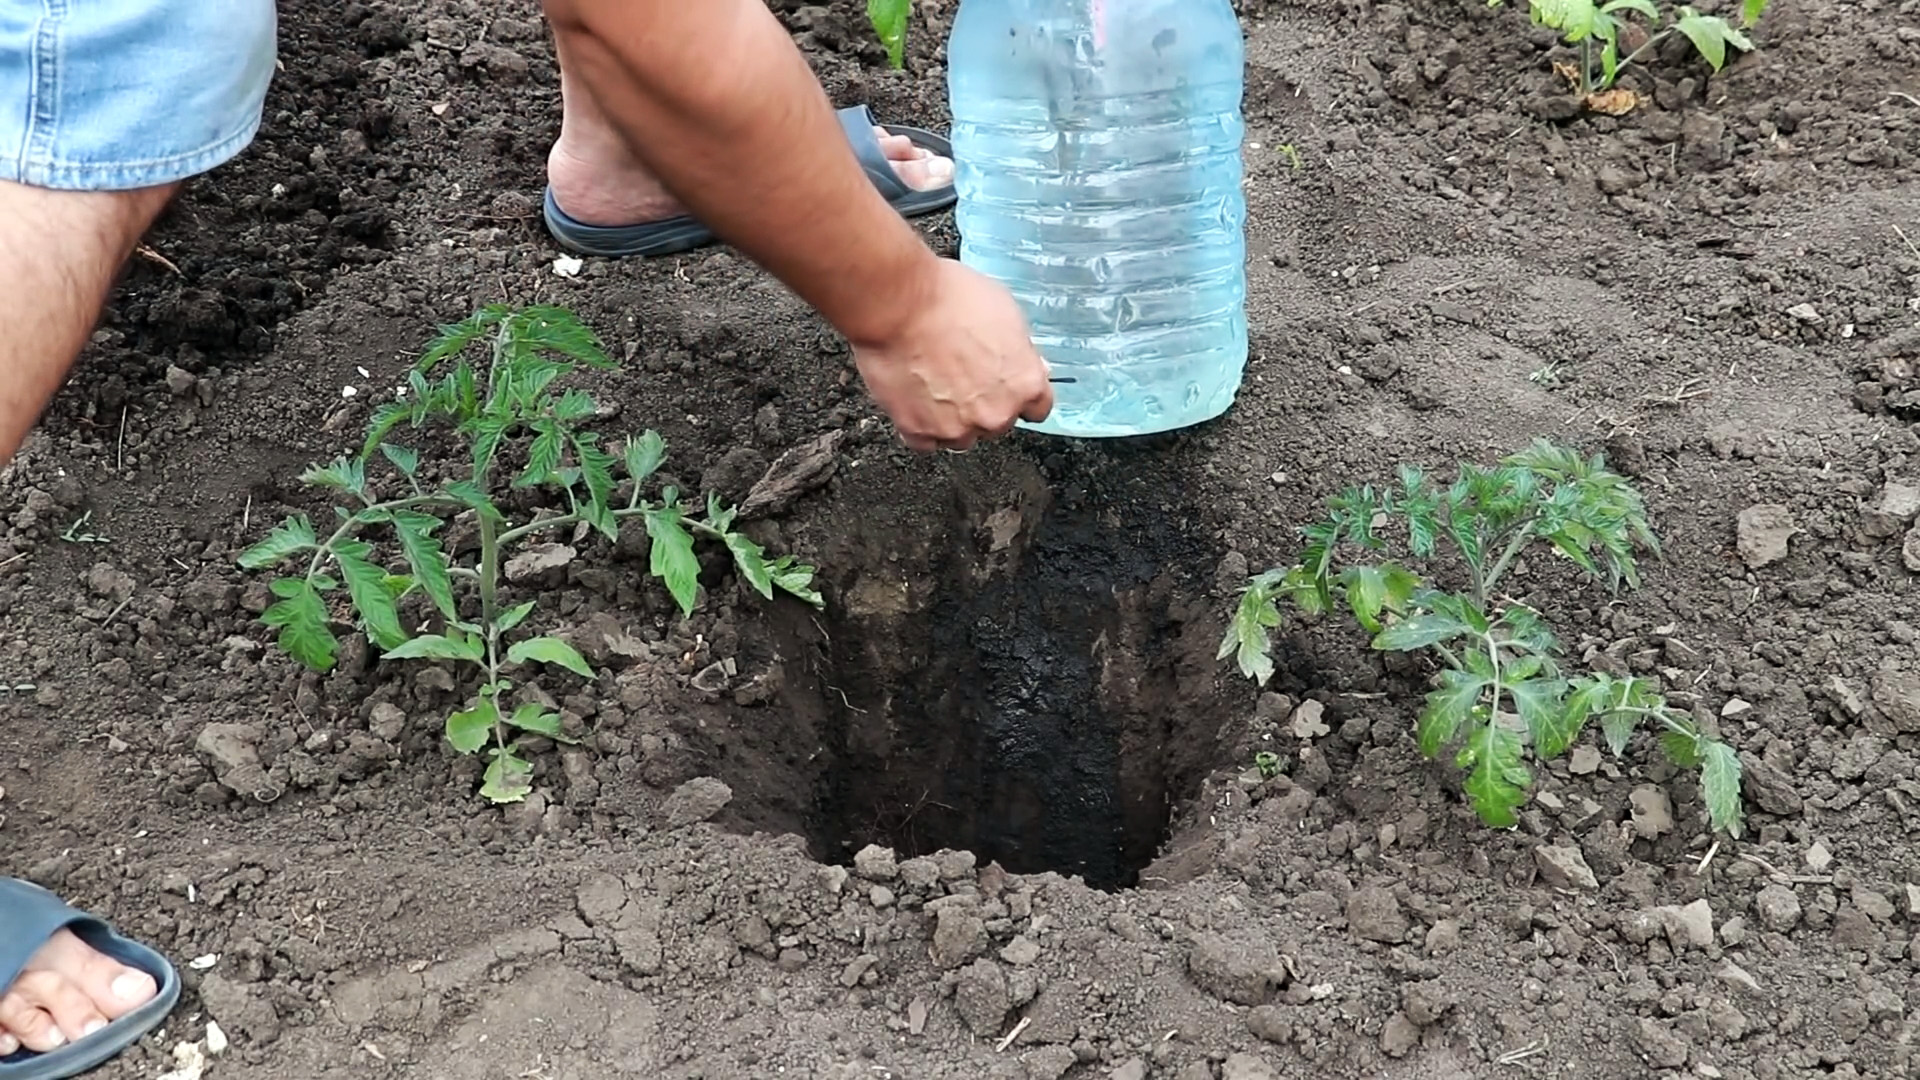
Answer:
[{"left": 544, "top": 0, "right": 940, "bottom": 347}]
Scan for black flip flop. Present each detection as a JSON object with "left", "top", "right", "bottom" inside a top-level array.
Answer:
[
  {"left": 542, "top": 104, "right": 958, "bottom": 258},
  {"left": 0, "top": 879, "right": 181, "bottom": 1080}
]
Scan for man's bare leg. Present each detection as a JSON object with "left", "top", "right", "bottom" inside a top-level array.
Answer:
[
  {"left": 544, "top": 31, "right": 953, "bottom": 228},
  {"left": 0, "top": 179, "right": 174, "bottom": 1051},
  {"left": 0, "top": 180, "right": 177, "bottom": 465}
]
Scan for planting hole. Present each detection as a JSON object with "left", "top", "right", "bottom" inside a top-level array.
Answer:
[{"left": 752, "top": 453, "right": 1237, "bottom": 891}]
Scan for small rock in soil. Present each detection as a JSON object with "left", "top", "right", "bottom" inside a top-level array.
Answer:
[
  {"left": 1186, "top": 932, "right": 1285, "bottom": 1005},
  {"left": 954, "top": 958, "right": 1010, "bottom": 1036},
  {"left": 1290, "top": 699, "right": 1329, "bottom": 739},
  {"left": 854, "top": 843, "right": 899, "bottom": 880},
  {"left": 1871, "top": 669, "right": 1920, "bottom": 732},
  {"left": 1380, "top": 1012, "right": 1421, "bottom": 1057},
  {"left": 1221, "top": 1052, "right": 1280, "bottom": 1080},
  {"left": 1533, "top": 843, "right": 1598, "bottom": 890},
  {"left": 1404, "top": 981, "right": 1452, "bottom": 1026},
  {"left": 1663, "top": 898, "right": 1716, "bottom": 949},
  {"left": 1109, "top": 1060, "right": 1148, "bottom": 1080},
  {"left": 198, "top": 972, "right": 281, "bottom": 1044},
  {"left": 504, "top": 543, "right": 575, "bottom": 582},
  {"left": 1630, "top": 1016, "right": 1691, "bottom": 1069},
  {"left": 739, "top": 429, "right": 846, "bottom": 519},
  {"left": 1740, "top": 752, "right": 1804, "bottom": 815},
  {"left": 193, "top": 723, "right": 279, "bottom": 803},
  {"left": 931, "top": 904, "right": 987, "bottom": 968},
  {"left": 1346, "top": 885, "right": 1410, "bottom": 943},
  {"left": 1629, "top": 785, "right": 1675, "bottom": 839},
  {"left": 661, "top": 776, "right": 732, "bottom": 828},
  {"left": 1023, "top": 1046, "right": 1077, "bottom": 1080},
  {"left": 1246, "top": 1005, "right": 1292, "bottom": 1044},
  {"left": 1568, "top": 745, "right": 1602, "bottom": 774},
  {"left": 1754, "top": 884, "right": 1803, "bottom": 933},
  {"left": 1736, "top": 504, "right": 1796, "bottom": 569},
  {"left": 1904, "top": 525, "right": 1920, "bottom": 572}
]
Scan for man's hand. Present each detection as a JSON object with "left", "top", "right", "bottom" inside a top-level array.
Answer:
[{"left": 852, "top": 259, "right": 1054, "bottom": 452}]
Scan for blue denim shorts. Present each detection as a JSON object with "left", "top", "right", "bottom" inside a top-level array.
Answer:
[{"left": 0, "top": 0, "right": 278, "bottom": 191}]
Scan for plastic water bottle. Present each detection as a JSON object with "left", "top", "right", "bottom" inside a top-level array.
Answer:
[{"left": 948, "top": 0, "right": 1248, "bottom": 438}]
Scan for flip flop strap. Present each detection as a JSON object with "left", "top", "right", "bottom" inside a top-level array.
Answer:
[
  {"left": 0, "top": 879, "right": 90, "bottom": 994},
  {"left": 836, "top": 104, "right": 913, "bottom": 202}
]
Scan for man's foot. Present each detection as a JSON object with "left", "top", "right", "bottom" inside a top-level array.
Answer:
[
  {"left": 0, "top": 930, "right": 158, "bottom": 1055},
  {"left": 546, "top": 124, "right": 954, "bottom": 228}
]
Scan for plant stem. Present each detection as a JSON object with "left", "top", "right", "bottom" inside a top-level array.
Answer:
[
  {"left": 1481, "top": 521, "right": 1539, "bottom": 602},
  {"left": 477, "top": 505, "right": 506, "bottom": 749},
  {"left": 302, "top": 494, "right": 468, "bottom": 580}
]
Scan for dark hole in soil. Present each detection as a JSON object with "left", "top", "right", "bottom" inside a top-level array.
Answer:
[{"left": 786, "top": 451, "right": 1232, "bottom": 891}]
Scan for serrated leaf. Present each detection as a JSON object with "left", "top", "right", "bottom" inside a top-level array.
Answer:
[
  {"left": 506, "top": 635, "right": 595, "bottom": 680},
  {"left": 505, "top": 703, "right": 575, "bottom": 743},
  {"left": 1372, "top": 610, "right": 1474, "bottom": 652},
  {"left": 300, "top": 457, "right": 368, "bottom": 498},
  {"left": 498, "top": 600, "right": 537, "bottom": 634},
  {"left": 379, "top": 444, "right": 421, "bottom": 477},
  {"left": 479, "top": 748, "right": 535, "bottom": 803},
  {"left": 1457, "top": 720, "right": 1530, "bottom": 827},
  {"left": 645, "top": 508, "right": 702, "bottom": 618},
  {"left": 574, "top": 435, "right": 620, "bottom": 538},
  {"left": 381, "top": 633, "right": 484, "bottom": 663},
  {"left": 443, "top": 480, "right": 506, "bottom": 524},
  {"left": 769, "top": 556, "right": 824, "bottom": 608},
  {"left": 867, "top": 0, "right": 910, "bottom": 67},
  {"left": 1699, "top": 740, "right": 1743, "bottom": 837},
  {"left": 391, "top": 510, "right": 458, "bottom": 618},
  {"left": 237, "top": 516, "right": 319, "bottom": 570},
  {"left": 332, "top": 543, "right": 407, "bottom": 650},
  {"left": 1418, "top": 669, "right": 1489, "bottom": 756},
  {"left": 519, "top": 419, "right": 566, "bottom": 488},
  {"left": 1601, "top": 710, "right": 1638, "bottom": 756},
  {"left": 724, "top": 531, "right": 775, "bottom": 600},
  {"left": 1220, "top": 575, "right": 1284, "bottom": 685},
  {"left": 261, "top": 579, "right": 337, "bottom": 672},
  {"left": 624, "top": 431, "right": 667, "bottom": 484},
  {"left": 1660, "top": 730, "right": 1703, "bottom": 767},
  {"left": 1508, "top": 676, "right": 1576, "bottom": 757},
  {"left": 446, "top": 700, "right": 498, "bottom": 754},
  {"left": 1339, "top": 563, "right": 1420, "bottom": 634}
]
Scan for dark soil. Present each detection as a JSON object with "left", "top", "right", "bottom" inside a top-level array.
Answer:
[{"left": 3, "top": 0, "right": 1919, "bottom": 1077}]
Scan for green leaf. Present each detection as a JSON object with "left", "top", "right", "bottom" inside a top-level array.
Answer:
[
  {"left": 867, "top": 0, "right": 910, "bottom": 68},
  {"left": 1674, "top": 9, "right": 1734, "bottom": 70},
  {"left": 1530, "top": 0, "right": 1601, "bottom": 43},
  {"left": 519, "top": 419, "right": 566, "bottom": 488},
  {"left": 574, "top": 435, "right": 620, "bottom": 539},
  {"left": 446, "top": 699, "right": 498, "bottom": 754},
  {"left": 1601, "top": 710, "right": 1639, "bottom": 756},
  {"left": 1660, "top": 731, "right": 1703, "bottom": 767},
  {"left": 1457, "top": 720, "right": 1530, "bottom": 827},
  {"left": 1740, "top": 0, "right": 1768, "bottom": 27},
  {"left": 300, "top": 457, "right": 368, "bottom": 499},
  {"left": 1339, "top": 563, "right": 1420, "bottom": 634},
  {"left": 1418, "top": 669, "right": 1489, "bottom": 756},
  {"left": 391, "top": 510, "right": 458, "bottom": 618},
  {"left": 443, "top": 480, "right": 506, "bottom": 524},
  {"left": 1508, "top": 676, "right": 1576, "bottom": 757},
  {"left": 645, "top": 507, "right": 702, "bottom": 618},
  {"left": 362, "top": 402, "right": 413, "bottom": 460},
  {"left": 237, "top": 516, "right": 319, "bottom": 570},
  {"left": 1699, "top": 740, "right": 1744, "bottom": 837},
  {"left": 379, "top": 443, "right": 421, "bottom": 477},
  {"left": 1372, "top": 610, "right": 1474, "bottom": 652},
  {"left": 479, "top": 747, "right": 535, "bottom": 803},
  {"left": 381, "top": 633, "right": 484, "bottom": 663},
  {"left": 623, "top": 431, "right": 667, "bottom": 485},
  {"left": 331, "top": 542, "right": 407, "bottom": 650},
  {"left": 498, "top": 600, "right": 537, "bottom": 634},
  {"left": 506, "top": 635, "right": 596, "bottom": 680},
  {"left": 769, "top": 555, "right": 824, "bottom": 607},
  {"left": 505, "top": 703, "right": 575, "bottom": 743},
  {"left": 724, "top": 531, "right": 776, "bottom": 600},
  {"left": 1600, "top": 0, "right": 1658, "bottom": 18},
  {"left": 419, "top": 306, "right": 510, "bottom": 372},
  {"left": 1219, "top": 574, "right": 1284, "bottom": 685},
  {"left": 261, "top": 579, "right": 338, "bottom": 672}
]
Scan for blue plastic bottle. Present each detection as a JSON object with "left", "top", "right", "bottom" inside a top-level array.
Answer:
[{"left": 948, "top": 0, "right": 1248, "bottom": 438}]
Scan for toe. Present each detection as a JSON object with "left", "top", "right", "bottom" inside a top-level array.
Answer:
[
  {"left": 892, "top": 154, "right": 955, "bottom": 192},
  {"left": 24, "top": 929, "right": 158, "bottom": 1022},
  {"left": 0, "top": 1030, "right": 19, "bottom": 1056},
  {"left": 11, "top": 970, "right": 108, "bottom": 1047},
  {"left": 0, "top": 987, "right": 68, "bottom": 1053}
]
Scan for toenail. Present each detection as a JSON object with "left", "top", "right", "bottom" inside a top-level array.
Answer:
[
  {"left": 42, "top": 1028, "right": 66, "bottom": 1048},
  {"left": 82, "top": 1018, "right": 107, "bottom": 1037},
  {"left": 0, "top": 1033, "right": 17, "bottom": 1055},
  {"left": 111, "top": 972, "right": 153, "bottom": 1002},
  {"left": 927, "top": 158, "right": 955, "bottom": 185}
]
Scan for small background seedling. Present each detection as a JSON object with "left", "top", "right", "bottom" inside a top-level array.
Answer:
[
  {"left": 868, "top": 0, "right": 910, "bottom": 69},
  {"left": 60, "top": 511, "right": 109, "bottom": 545},
  {"left": 1492, "top": 0, "right": 1770, "bottom": 107},
  {"left": 1222, "top": 439, "right": 1743, "bottom": 836},
  {"left": 240, "top": 305, "right": 823, "bottom": 805}
]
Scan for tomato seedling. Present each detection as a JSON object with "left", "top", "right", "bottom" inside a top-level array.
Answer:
[
  {"left": 1494, "top": 0, "right": 1769, "bottom": 99},
  {"left": 868, "top": 0, "right": 909, "bottom": 69},
  {"left": 240, "top": 305, "right": 822, "bottom": 804},
  {"left": 1222, "top": 440, "right": 1742, "bottom": 837}
]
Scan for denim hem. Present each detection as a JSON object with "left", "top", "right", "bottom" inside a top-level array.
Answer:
[{"left": 6, "top": 111, "right": 263, "bottom": 192}]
